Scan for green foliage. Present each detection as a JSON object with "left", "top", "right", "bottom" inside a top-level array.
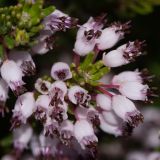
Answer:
[
  {"left": 71, "top": 53, "right": 110, "bottom": 87},
  {"left": 119, "top": 0, "right": 160, "bottom": 17},
  {"left": 0, "top": 0, "right": 55, "bottom": 48}
]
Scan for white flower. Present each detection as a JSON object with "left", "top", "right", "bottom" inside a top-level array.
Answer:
[
  {"left": 112, "top": 95, "right": 143, "bottom": 127},
  {"left": 119, "top": 81, "right": 149, "bottom": 101},
  {"left": 43, "top": 116, "right": 60, "bottom": 137},
  {"left": 51, "top": 62, "right": 72, "bottom": 81},
  {"left": 13, "top": 124, "right": 33, "bottom": 150},
  {"left": 100, "top": 114, "right": 122, "bottom": 137},
  {"left": 1, "top": 60, "right": 26, "bottom": 96},
  {"left": 112, "top": 70, "right": 143, "bottom": 85},
  {"left": 12, "top": 92, "right": 35, "bottom": 127},
  {"left": 60, "top": 120, "right": 74, "bottom": 145},
  {"left": 74, "top": 17, "right": 103, "bottom": 56},
  {"left": 103, "top": 41, "right": 143, "bottom": 67},
  {"left": 9, "top": 50, "right": 36, "bottom": 76},
  {"left": 103, "top": 50, "right": 129, "bottom": 67},
  {"left": 35, "top": 78, "right": 51, "bottom": 95},
  {"left": 35, "top": 95, "right": 51, "bottom": 122},
  {"left": 43, "top": 9, "right": 78, "bottom": 32},
  {"left": 49, "top": 81, "right": 67, "bottom": 100},
  {"left": 96, "top": 22, "right": 130, "bottom": 50},
  {"left": 74, "top": 119, "right": 98, "bottom": 150},
  {"left": 75, "top": 106, "right": 100, "bottom": 126},
  {"left": 31, "top": 31, "right": 53, "bottom": 55},
  {"left": 101, "top": 110, "right": 120, "bottom": 126},
  {"left": 68, "top": 85, "right": 90, "bottom": 107},
  {"left": 96, "top": 94, "right": 112, "bottom": 111}
]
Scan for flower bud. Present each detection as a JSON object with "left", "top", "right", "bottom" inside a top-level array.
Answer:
[
  {"left": 51, "top": 62, "right": 72, "bottom": 81},
  {"left": 148, "top": 152, "right": 160, "bottom": 160},
  {"left": 1, "top": 60, "right": 26, "bottom": 96},
  {"left": 9, "top": 50, "right": 36, "bottom": 76}
]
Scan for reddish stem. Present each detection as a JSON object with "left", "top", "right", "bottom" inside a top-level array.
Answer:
[
  {"left": 96, "top": 86, "right": 113, "bottom": 97},
  {"left": 73, "top": 52, "right": 80, "bottom": 68},
  {"left": 99, "top": 83, "right": 120, "bottom": 89}
]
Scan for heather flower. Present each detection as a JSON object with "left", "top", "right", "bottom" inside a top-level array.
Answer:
[
  {"left": 35, "top": 78, "right": 51, "bottom": 95},
  {"left": 31, "top": 31, "right": 54, "bottom": 55},
  {"left": 60, "top": 120, "right": 74, "bottom": 145},
  {"left": 43, "top": 116, "right": 60, "bottom": 137},
  {"left": 49, "top": 81, "right": 67, "bottom": 101},
  {"left": 119, "top": 81, "right": 149, "bottom": 101},
  {"left": 51, "top": 62, "right": 72, "bottom": 81},
  {"left": 112, "top": 95, "right": 143, "bottom": 127},
  {"left": 9, "top": 50, "right": 36, "bottom": 76},
  {"left": 34, "top": 95, "right": 51, "bottom": 122},
  {"left": 0, "top": 60, "right": 26, "bottom": 96},
  {"left": 126, "top": 151, "right": 146, "bottom": 160},
  {"left": 103, "top": 41, "right": 144, "bottom": 67},
  {"left": 96, "top": 21, "right": 130, "bottom": 50},
  {"left": 74, "top": 119, "right": 98, "bottom": 152},
  {"left": 74, "top": 17, "right": 103, "bottom": 56},
  {"left": 13, "top": 124, "right": 33, "bottom": 151},
  {"left": 68, "top": 86, "right": 91, "bottom": 107},
  {"left": 43, "top": 9, "right": 78, "bottom": 33},
  {"left": 96, "top": 93, "right": 112, "bottom": 111},
  {"left": 112, "top": 70, "right": 143, "bottom": 85},
  {"left": 1, "top": 155, "right": 16, "bottom": 160},
  {"left": 100, "top": 114, "right": 122, "bottom": 137},
  {"left": 11, "top": 92, "right": 35, "bottom": 128}
]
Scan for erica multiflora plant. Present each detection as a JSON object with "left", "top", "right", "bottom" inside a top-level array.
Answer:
[{"left": 0, "top": 0, "right": 157, "bottom": 160}]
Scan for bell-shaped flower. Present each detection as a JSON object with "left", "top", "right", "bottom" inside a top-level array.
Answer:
[
  {"left": 68, "top": 85, "right": 91, "bottom": 107},
  {"left": 112, "top": 70, "right": 143, "bottom": 85},
  {"left": 103, "top": 41, "right": 143, "bottom": 67},
  {"left": 35, "top": 78, "right": 51, "bottom": 95},
  {"left": 119, "top": 81, "right": 149, "bottom": 101},
  {"left": 1, "top": 60, "right": 26, "bottom": 96},
  {"left": 51, "top": 62, "right": 72, "bottom": 81},
  {"left": 74, "top": 119, "right": 98, "bottom": 153},
  {"left": 11, "top": 92, "right": 35, "bottom": 128},
  {"left": 112, "top": 95, "right": 143, "bottom": 127},
  {"left": 60, "top": 120, "right": 74, "bottom": 145},
  {"left": 9, "top": 50, "right": 36, "bottom": 76},
  {"left": 34, "top": 95, "right": 51, "bottom": 122},
  {"left": 96, "top": 22, "right": 130, "bottom": 50},
  {"left": 96, "top": 94, "right": 112, "bottom": 111}
]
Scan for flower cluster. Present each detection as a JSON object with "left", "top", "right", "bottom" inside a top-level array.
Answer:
[{"left": 0, "top": 8, "right": 155, "bottom": 159}]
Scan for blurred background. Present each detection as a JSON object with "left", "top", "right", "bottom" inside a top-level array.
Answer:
[{"left": 0, "top": 0, "right": 160, "bottom": 159}]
